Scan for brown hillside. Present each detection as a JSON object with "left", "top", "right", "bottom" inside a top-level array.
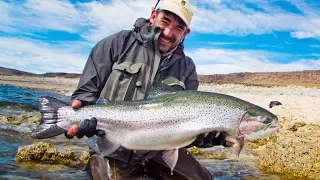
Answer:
[
  {"left": 198, "top": 70, "right": 320, "bottom": 88},
  {"left": 0, "top": 66, "right": 35, "bottom": 76},
  {"left": 1, "top": 66, "right": 319, "bottom": 88},
  {"left": 0, "top": 67, "right": 81, "bottom": 78}
]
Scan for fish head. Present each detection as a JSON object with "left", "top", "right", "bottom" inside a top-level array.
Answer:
[
  {"left": 245, "top": 105, "right": 278, "bottom": 125},
  {"left": 239, "top": 105, "right": 279, "bottom": 141}
]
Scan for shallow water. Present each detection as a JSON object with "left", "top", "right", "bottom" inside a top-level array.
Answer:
[
  {"left": 0, "top": 85, "right": 285, "bottom": 179},
  {"left": 0, "top": 129, "right": 90, "bottom": 180},
  {"left": 0, "top": 85, "right": 70, "bottom": 116}
]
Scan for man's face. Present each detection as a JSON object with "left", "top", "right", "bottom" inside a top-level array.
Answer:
[{"left": 150, "top": 10, "right": 190, "bottom": 55}]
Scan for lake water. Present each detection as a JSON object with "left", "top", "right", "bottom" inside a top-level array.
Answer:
[{"left": 0, "top": 85, "right": 284, "bottom": 179}]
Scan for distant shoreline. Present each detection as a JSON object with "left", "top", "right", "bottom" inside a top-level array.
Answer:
[
  {"left": 1, "top": 73, "right": 319, "bottom": 95},
  {"left": 1, "top": 66, "right": 320, "bottom": 89},
  {"left": 0, "top": 75, "right": 79, "bottom": 93}
]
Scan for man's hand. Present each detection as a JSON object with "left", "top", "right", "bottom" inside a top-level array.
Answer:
[
  {"left": 65, "top": 100, "right": 105, "bottom": 139},
  {"left": 71, "top": 99, "right": 82, "bottom": 109},
  {"left": 65, "top": 100, "right": 82, "bottom": 138},
  {"left": 192, "top": 132, "right": 234, "bottom": 148}
]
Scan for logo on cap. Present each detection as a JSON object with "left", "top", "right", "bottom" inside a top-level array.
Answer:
[{"left": 181, "top": 0, "right": 186, "bottom": 6}]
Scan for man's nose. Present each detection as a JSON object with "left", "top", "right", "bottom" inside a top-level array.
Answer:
[{"left": 162, "top": 27, "right": 173, "bottom": 38}]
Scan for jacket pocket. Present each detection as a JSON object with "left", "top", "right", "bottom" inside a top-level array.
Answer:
[{"left": 101, "top": 62, "right": 143, "bottom": 101}]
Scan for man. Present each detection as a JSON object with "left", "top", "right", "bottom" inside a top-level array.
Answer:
[{"left": 66, "top": 0, "right": 230, "bottom": 179}]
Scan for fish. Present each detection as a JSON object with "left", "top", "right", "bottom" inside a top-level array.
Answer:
[{"left": 31, "top": 84, "right": 278, "bottom": 172}]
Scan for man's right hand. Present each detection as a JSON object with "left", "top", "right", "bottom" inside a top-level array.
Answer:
[
  {"left": 65, "top": 100, "right": 82, "bottom": 138},
  {"left": 192, "top": 132, "right": 234, "bottom": 148},
  {"left": 65, "top": 100, "right": 105, "bottom": 139}
]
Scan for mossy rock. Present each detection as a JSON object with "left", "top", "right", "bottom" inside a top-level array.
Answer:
[
  {"left": 15, "top": 142, "right": 80, "bottom": 165},
  {"left": 246, "top": 135, "right": 278, "bottom": 149},
  {"left": 0, "top": 114, "right": 41, "bottom": 125},
  {"left": 188, "top": 146, "right": 206, "bottom": 156},
  {"left": 188, "top": 146, "right": 228, "bottom": 160},
  {"left": 258, "top": 124, "right": 320, "bottom": 179},
  {"left": 79, "top": 151, "right": 90, "bottom": 165}
]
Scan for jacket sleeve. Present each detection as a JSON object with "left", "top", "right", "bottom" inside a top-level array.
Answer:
[
  {"left": 71, "top": 36, "right": 118, "bottom": 104},
  {"left": 184, "top": 57, "right": 199, "bottom": 90}
]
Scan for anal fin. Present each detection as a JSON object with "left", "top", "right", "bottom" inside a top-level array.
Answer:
[{"left": 162, "top": 149, "right": 179, "bottom": 174}]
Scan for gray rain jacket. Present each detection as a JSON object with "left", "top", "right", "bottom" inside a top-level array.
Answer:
[
  {"left": 71, "top": 18, "right": 199, "bottom": 103},
  {"left": 71, "top": 18, "right": 212, "bottom": 180}
]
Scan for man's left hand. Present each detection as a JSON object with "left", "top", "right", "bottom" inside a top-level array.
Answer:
[{"left": 65, "top": 117, "right": 105, "bottom": 139}]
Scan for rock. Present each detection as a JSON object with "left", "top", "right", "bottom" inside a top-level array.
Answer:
[
  {"left": 188, "top": 146, "right": 228, "bottom": 160},
  {"left": 15, "top": 142, "right": 80, "bottom": 165},
  {"left": 258, "top": 123, "right": 320, "bottom": 179},
  {"left": 246, "top": 135, "right": 277, "bottom": 149},
  {"left": 287, "top": 121, "right": 306, "bottom": 131},
  {"left": 188, "top": 146, "right": 206, "bottom": 156},
  {"left": 0, "top": 114, "right": 41, "bottom": 125},
  {"left": 79, "top": 151, "right": 90, "bottom": 165}
]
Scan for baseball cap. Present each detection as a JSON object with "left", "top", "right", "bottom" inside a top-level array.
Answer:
[{"left": 156, "top": 0, "right": 193, "bottom": 27}]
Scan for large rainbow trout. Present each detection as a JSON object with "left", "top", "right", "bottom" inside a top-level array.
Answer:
[{"left": 31, "top": 85, "right": 278, "bottom": 172}]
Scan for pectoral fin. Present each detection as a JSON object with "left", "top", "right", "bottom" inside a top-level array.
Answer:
[
  {"left": 162, "top": 149, "right": 179, "bottom": 173},
  {"left": 84, "top": 135, "right": 101, "bottom": 154},
  {"left": 84, "top": 135, "right": 120, "bottom": 157},
  {"left": 232, "top": 135, "right": 245, "bottom": 157}
]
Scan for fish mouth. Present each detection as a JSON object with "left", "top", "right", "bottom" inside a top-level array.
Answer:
[
  {"left": 238, "top": 112, "right": 279, "bottom": 137},
  {"left": 31, "top": 123, "right": 67, "bottom": 139},
  {"left": 238, "top": 119, "right": 279, "bottom": 141}
]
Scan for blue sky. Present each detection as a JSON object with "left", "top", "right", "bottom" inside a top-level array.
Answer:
[{"left": 0, "top": 0, "right": 319, "bottom": 75}]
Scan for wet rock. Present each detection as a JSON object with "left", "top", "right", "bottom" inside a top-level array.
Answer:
[
  {"left": 79, "top": 151, "right": 90, "bottom": 164},
  {"left": 0, "top": 114, "right": 41, "bottom": 125},
  {"left": 258, "top": 123, "right": 320, "bottom": 179},
  {"left": 188, "top": 146, "right": 228, "bottom": 160},
  {"left": 188, "top": 146, "right": 206, "bottom": 156},
  {"left": 246, "top": 135, "right": 277, "bottom": 149},
  {"left": 15, "top": 142, "right": 80, "bottom": 165}
]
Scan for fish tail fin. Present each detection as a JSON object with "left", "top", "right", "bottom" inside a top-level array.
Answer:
[
  {"left": 38, "top": 96, "right": 68, "bottom": 124},
  {"left": 39, "top": 96, "right": 68, "bottom": 113},
  {"left": 31, "top": 96, "right": 68, "bottom": 139}
]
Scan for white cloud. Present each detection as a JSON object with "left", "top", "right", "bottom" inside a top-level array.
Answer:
[
  {"left": 187, "top": 48, "right": 320, "bottom": 75},
  {"left": 79, "top": 0, "right": 151, "bottom": 42},
  {"left": 2, "top": 0, "right": 320, "bottom": 40},
  {"left": 0, "top": 37, "right": 88, "bottom": 73},
  {"left": 291, "top": 31, "right": 320, "bottom": 39},
  {"left": 0, "top": 0, "right": 84, "bottom": 33},
  {"left": 189, "top": 0, "right": 320, "bottom": 39}
]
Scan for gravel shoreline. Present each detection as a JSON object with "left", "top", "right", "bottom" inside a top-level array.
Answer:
[{"left": 0, "top": 75, "right": 79, "bottom": 94}]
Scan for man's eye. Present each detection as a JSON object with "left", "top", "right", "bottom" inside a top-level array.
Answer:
[
  {"left": 176, "top": 27, "right": 183, "bottom": 32},
  {"left": 161, "top": 20, "right": 169, "bottom": 25}
]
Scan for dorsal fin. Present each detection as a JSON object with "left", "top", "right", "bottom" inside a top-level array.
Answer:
[{"left": 147, "top": 82, "right": 178, "bottom": 99}]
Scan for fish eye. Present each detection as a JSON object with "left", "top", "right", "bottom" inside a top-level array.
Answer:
[{"left": 263, "top": 117, "right": 272, "bottom": 124}]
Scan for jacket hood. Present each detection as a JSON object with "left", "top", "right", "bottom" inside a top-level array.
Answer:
[
  {"left": 132, "top": 18, "right": 158, "bottom": 44},
  {"left": 132, "top": 18, "right": 185, "bottom": 58}
]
